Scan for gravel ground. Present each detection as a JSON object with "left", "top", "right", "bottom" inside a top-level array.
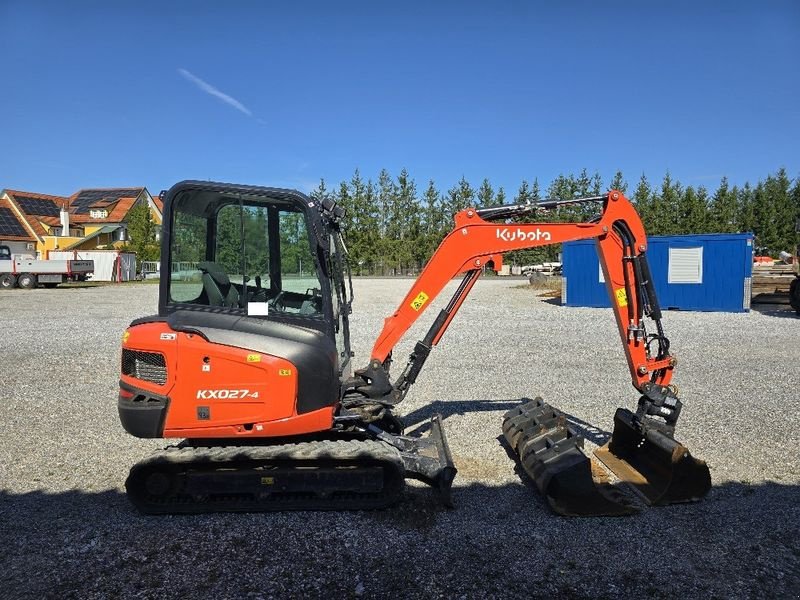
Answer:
[{"left": 1, "top": 279, "right": 799, "bottom": 599}]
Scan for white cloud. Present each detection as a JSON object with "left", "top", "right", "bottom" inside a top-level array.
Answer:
[{"left": 178, "top": 68, "right": 252, "bottom": 117}]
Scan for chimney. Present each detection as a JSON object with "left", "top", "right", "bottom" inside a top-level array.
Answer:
[{"left": 60, "top": 204, "right": 70, "bottom": 236}]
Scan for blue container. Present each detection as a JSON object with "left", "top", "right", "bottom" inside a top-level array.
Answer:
[{"left": 562, "top": 233, "right": 754, "bottom": 313}]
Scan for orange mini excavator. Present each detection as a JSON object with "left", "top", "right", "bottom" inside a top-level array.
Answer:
[{"left": 119, "top": 181, "right": 710, "bottom": 516}]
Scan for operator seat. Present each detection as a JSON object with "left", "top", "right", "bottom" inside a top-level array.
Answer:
[{"left": 198, "top": 262, "right": 239, "bottom": 307}]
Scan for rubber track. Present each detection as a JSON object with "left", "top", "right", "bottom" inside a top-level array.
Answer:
[{"left": 126, "top": 439, "right": 405, "bottom": 514}]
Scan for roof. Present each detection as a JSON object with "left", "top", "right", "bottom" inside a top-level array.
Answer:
[
  {"left": 4, "top": 190, "right": 69, "bottom": 215},
  {"left": 63, "top": 224, "right": 121, "bottom": 250},
  {"left": 3, "top": 189, "right": 69, "bottom": 238},
  {"left": 69, "top": 188, "right": 144, "bottom": 215},
  {"left": 2, "top": 186, "right": 155, "bottom": 243},
  {"left": 0, "top": 202, "right": 34, "bottom": 240}
]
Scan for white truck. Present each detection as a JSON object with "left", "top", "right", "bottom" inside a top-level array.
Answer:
[{"left": 0, "top": 245, "right": 94, "bottom": 289}]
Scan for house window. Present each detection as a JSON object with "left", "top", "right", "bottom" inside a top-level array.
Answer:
[
  {"left": 90, "top": 209, "right": 108, "bottom": 219},
  {"left": 668, "top": 247, "right": 703, "bottom": 284}
]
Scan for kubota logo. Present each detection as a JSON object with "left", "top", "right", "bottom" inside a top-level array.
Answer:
[
  {"left": 496, "top": 227, "right": 552, "bottom": 242},
  {"left": 196, "top": 389, "right": 260, "bottom": 400}
]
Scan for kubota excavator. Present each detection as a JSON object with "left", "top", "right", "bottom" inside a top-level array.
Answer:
[{"left": 119, "top": 180, "right": 711, "bottom": 516}]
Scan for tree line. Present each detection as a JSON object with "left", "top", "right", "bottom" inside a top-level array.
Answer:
[{"left": 310, "top": 167, "right": 800, "bottom": 274}]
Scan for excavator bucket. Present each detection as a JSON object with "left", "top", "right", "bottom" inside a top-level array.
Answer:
[
  {"left": 502, "top": 399, "right": 637, "bottom": 516},
  {"left": 594, "top": 408, "right": 711, "bottom": 506}
]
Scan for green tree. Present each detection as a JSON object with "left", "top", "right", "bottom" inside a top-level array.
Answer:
[
  {"left": 677, "top": 185, "right": 708, "bottom": 233},
  {"left": 126, "top": 202, "right": 159, "bottom": 263},
  {"left": 495, "top": 186, "right": 507, "bottom": 205},
  {"left": 632, "top": 174, "right": 653, "bottom": 231},
  {"left": 609, "top": 170, "right": 628, "bottom": 194},
  {"left": 309, "top": 178, "right": 330, "bottom": 203},
  {"left": 753, "top": 181, "right": 779, "bottom": 254},
  {"left": 765, "top": 168, "right": 795, "bottom": 253},
  {"left": 736, "top": 183, "right": 756, "bottom": 234},
  {"left": 421, "top": 179, "right": 447, "bottom": 262},
  {"left": 477, "top": 178, "right": 495, "bottom": 206},
  {"left": 708, "top": 177, "right": 738, "bottom": 233},
  {"left": 791, "top": 176, "right": 800, "bottom": 255},
  {"left": 391, "top": 168, "right": 418, "bottom": 272},
  {"left": 514, "top": 180, "right": 536, "bottom": 204}
]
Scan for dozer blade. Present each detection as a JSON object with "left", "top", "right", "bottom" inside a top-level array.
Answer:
[
  {"left": 594, "top": 408, "right": 711, "bottom": 506},
  {"left": 503, "top": 399, "right": 638, "bottom": 517},
  {"left": 391, "top": 414, "right": 458, "bottom": 507}
]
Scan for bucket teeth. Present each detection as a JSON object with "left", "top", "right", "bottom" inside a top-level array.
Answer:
[
  {"left": 502, "top": 399, "right": 638, "bottom": 517},
  {"left": 594, "top": 408, "right": 711, "bottom": 506}
]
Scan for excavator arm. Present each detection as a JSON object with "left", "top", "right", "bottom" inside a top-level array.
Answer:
[
  {"left": 349, "top": 190, "right": 710, "bottom": 516},
  {"left": 357, "top": 192, "right": 675, "bottom": 410}
]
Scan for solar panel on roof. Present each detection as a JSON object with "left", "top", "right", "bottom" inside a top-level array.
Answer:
[
  {"left": 0, "top": 207, "right": 29, "bottom": 237},
  {"left": 71, "top": 188, "right": 142, "bottom": 213},
  {"left": 14, "top": 195, "right": 62, "bottom": 217}
]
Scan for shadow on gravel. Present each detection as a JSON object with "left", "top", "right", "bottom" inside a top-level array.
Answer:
[
  {"left": 401, "top": 399, "right": 522, "bottom": 433},
  {"left": 750, "top": 303, "right": 799, "bottom": 320},
  {"left": 1, "top": 481, "right": 798, "bottom": 599},
  {"left": 402, "top": 398, "right": 612, "bottom": 446}
]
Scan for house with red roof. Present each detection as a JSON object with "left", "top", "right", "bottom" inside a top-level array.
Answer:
[{"left": 0, "top": 187, "right": 162, "bottom": 257}]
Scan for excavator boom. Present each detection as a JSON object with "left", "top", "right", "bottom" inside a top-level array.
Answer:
[{"left": 351, "top": 190, "right": 711, "bottom": 515}]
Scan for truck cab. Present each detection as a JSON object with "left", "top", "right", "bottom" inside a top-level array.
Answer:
[{"left": 0, "top": 245, "right": 11, "bottom": 260}]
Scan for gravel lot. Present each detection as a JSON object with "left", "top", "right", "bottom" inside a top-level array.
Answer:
[{"left": 1, "top": 279, "right": 798, "bottom": 599}]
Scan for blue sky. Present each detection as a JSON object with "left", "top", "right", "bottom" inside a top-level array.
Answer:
[{"left": 1, "top": 1, "right": 798, "bottom": 198}]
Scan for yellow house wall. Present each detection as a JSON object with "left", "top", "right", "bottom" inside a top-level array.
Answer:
[
  {"left": 72, "top": 232, "right": 117, "bottom": 251},
  {"left": 41, "top": 236, "right": 83, "bottom": 256},
  {"left": 84, "top": 224, "right": 104, "bottom": 235}
]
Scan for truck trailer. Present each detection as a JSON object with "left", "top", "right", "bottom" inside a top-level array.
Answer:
[{"left": 0, "top": 245, "right": 94, "bottom": 289}]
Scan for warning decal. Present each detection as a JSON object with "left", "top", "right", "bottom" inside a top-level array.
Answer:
[
  {"left": 410, "top": 291, "right": 429, "bottom": 311},
  {"left": 614, "top": 288, "right": 628, "bottom": 307}
]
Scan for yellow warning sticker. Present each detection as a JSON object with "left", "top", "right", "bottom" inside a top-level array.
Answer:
[
  {"left": 278, "top": 368, "right": 292, "bottom": 376},
  {"left": 410, "top": 291, "right": 429, "bottom": 311},
  {"left": 615, "top": 288, "right": 628, "bottom": 307},
  {"left": 246, "top": 354, "right": 261, "bottom": 363},
  {"left": 122, "top": 330, "right": 130, "bottom": 344}
]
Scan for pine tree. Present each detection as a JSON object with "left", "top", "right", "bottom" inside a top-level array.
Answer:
[
  {"left": 791, "top": 176, "right": 800, "bottom": 256},
  {"left": 609, "top": 170, "right": 627, "bottom": 194},
  {"left": 495, "top": 186, "right": 507, "bottom": 206},
  {"left": 694, "top": 186, "right": 710, "bottom": 233},
  {"left": 393, "top": 168, "right": 418, "bottom": 272},
  {"left": 310, "top": 178, "right": 330, "bottom": 202},
  {"left": 654, "top": 172, "right": 682, "bottom": 235},
  {"left": 477, "top": 178, "right": 495, "bottom": 207},
  {"left": 765, "top": 168, "right": 795, "bottom": 253},
  {"left": 422, "top": 180, "right": 445, "bottom": 260},
  {"left": 515, "top": 180, "right": 534, "bottom": 203},
  {"left": 736, "top": 183, "right": 756, "bottom": 234},
  {"left": 708, "top": 177, "right": 738, "bottom": 233},
  {"left": 677, "top": 185, "right": 707, "bottom": 233},
  {"left": 445, "top": 176, "right": 474, "bottom": 216},
  {"left": 753, "top": 181, "right": 779, "bottom": 254},
  {"left": 632, "top": 174, "right": 653, "bottom": 232}
]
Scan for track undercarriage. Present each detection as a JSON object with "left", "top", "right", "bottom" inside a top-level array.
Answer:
[{"left": 126, "top": 415, "right": 455, "bottom": 515}]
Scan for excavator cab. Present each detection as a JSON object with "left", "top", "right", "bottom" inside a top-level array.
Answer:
[{"left": 161, "top": 182, "right": 352, "bottom": 367}]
